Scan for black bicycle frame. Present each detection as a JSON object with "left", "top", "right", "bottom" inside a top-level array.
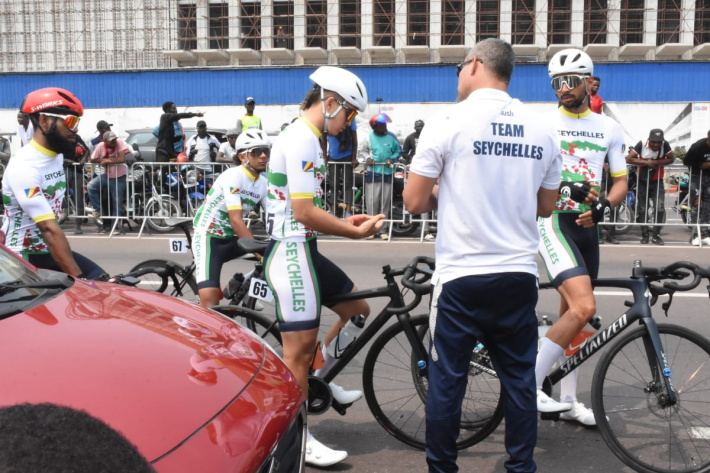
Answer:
[{"left": 543, "top": 277, "right": 678, "bottom": 404}]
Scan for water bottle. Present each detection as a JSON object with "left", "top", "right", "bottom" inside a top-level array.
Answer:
[
  {"left": 537, "top": 312, "right": 553, "bottom": 340},
  {"left": 565, "top": 315, "right": 602, "bottom": 357},
  {"left": 327, "top": 314, "right": 366, "bottom": 358},
  {"left": 222, "top": 272, "right": 244, "bottom": 300}
]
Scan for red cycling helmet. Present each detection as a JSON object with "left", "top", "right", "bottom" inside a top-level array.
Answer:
[
  {"left": 369, "top": 113, "right": 392, "bottom": 128},
  {"left": 20, "top": 87, "right": 84, "bottom": 117}
]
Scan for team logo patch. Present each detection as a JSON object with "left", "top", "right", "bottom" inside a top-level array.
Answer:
[
  {"left": 24, "top": 187, "right": 41, "bottom": 198},
  {"left": 229, "top": 187, "right": 240, "bottom": 194},
  {"left": 302, "top": 161, "right": 314, "bottom": 172}
]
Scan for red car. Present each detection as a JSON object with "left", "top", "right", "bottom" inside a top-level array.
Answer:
[{"left": 0, "top": 245, "right": 305, "bottom": 472}]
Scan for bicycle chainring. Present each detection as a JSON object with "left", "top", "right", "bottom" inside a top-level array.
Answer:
[{"left": 307, "top": 376, "right": 332, "bottom": 415}]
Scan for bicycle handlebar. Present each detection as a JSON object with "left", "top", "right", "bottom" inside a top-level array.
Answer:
[
  {"left": 401, "top": 256, "right": 435, "bottom": 295},
  {"left": 660, "top": 261, "right": 707, "bottom": 292}
]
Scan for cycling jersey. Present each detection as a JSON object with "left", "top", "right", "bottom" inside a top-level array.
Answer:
[
  {"left": 1, "top": 140, "right": 66, "bottom": 257},
  {"left": 551, "top": 107, "right": 627, "bottom": 213},
  {"left": 266, "top": 117, "right": 326, "bottom": 241},
  {"left": 193, "top": 165, "right": 267, "bottom": 238}
]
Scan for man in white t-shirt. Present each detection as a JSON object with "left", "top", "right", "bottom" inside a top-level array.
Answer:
[
  {"left": 15, "top": 112, "right": 34, "bottom": 148},
  {"left": 403, "top": 39, "right": 562, "bottom": 473},
  {"left": 186, "top": 121, "right": 220, "bottom": 171},
  {"left": 216, "top": 128, "right": 239, "bottom": 165}
]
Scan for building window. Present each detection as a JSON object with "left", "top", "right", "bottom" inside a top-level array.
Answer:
[
  {"left": 273, "top": 1, "right": 294, "bottom": 49},
  {"left": 408, "top": 0, "right": 429, "bottom": 46},
  {"left": 547, "top": 0, "right": 571, "bottom": 44},
  {"left": 239, "top": 1, "right": 261, "bottom": 50},
  {"left": 620, "top": 0, "right": 644, "bottom": 45},
  {"left": 657, "top": 0, "right": 681, "bottom": 45},
  {"left": 583, "top": 0, "right": 607, "bottom": 45},
  {"left": 209, "top": 3, "right": 229, "bottom": 49},
  {"left": 512, "top": 0, "right": 535, "bottom": 45},
  {"left": 178, "top": 4, "right": 197, "bottom": 50},
  {"left": 374, "top": 0, "right": 395, "bottom": 46},
  {"left": 340, "top": 0, "right": 360, "bottom": 47},
  {"left": 695, "top": 0, "right": 710, "bottom": 45},
  {"left": 306, "top": 0, "right": 327, "bottom": 48},
  {"left": 476, "top": 1, "right": 499, "bottom": 41},
  {"left": 442, "top": 0, "right": 464, "bottom": 45}
]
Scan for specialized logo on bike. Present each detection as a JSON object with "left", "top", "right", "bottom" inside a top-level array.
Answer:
[
  {"left": 560, "top": 313, "right": 627, "bottom": 373},
  {"left": 285, "top": 242, "right": 306, "bottom": 312}
]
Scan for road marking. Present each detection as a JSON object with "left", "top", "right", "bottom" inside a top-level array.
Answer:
[
  {"left": 691, "top": 427, "right": 710, "bottom": 439},
  {"left": 593, "top": 290, "right": 707, "bottom": 298}
]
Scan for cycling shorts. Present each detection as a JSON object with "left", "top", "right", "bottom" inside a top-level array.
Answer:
[
  {"left": 28, "top": 252, "right": 107, "bottom": 280},
  {"left": 263, "top": 238, "right": 354, "bottom": 332},
  {"left": 193, "top": 233, "right": 248, "bottom": 289},
  {"left": 538, "top": 212, "right": 599, "bottom": 287}
]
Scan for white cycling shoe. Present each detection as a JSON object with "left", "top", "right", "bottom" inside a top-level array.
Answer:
[
  {"left": 559, "top": 401, "right": 597, "bottom": 426},
  {"left": 536, "top": 389, "right": 572, "bottom": 413},
  {"left": 305, "top": 437, "right": 348, "bottom": 467},
  {"left": 329, "top": 382, "right": 363, "bottom": 405}
]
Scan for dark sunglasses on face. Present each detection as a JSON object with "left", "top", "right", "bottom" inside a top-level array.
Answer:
[
  {"left": 455, "top": 57, "right": 483, "bottom": 77},
  {"left": 551, "top": 75, "right": 586, "bottom": 91},
  {"left": 335, "top": 99, "right": 358, "bottom": 122},
  {"left": 247, "top": 147, "right": 270, "bottom": 158}
]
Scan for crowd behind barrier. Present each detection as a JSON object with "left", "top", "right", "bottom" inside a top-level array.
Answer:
[{"left": 59, "top": 161, "right": 707, "bottom": 242}]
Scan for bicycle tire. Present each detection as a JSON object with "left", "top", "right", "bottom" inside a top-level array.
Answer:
[
  {"left": 211, "top": 305, "right": 282, "bottom": 356},
  {"left": 613, "top": 202, "right": 633, "bottom": 235},
  {"left": 592, "top": 323, "right": 710, "bottom": 473},
  {"left": 362, "top": 314, "right": 504, "bottom": 451},
  {"left": 128, "top": 259, "right": 199, "bottom": 303}
]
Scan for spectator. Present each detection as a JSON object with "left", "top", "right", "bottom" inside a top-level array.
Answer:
[
  {"left": 64, "top": 135, "right": 90, "bottom": 235},
  {"left": 89, "top": 120, "right": 112, "bottom": 152},
  {"left": 360, "top": 113, "right": 402, "bottom": 239},
  {"left": 275, "top": 26, "right": 287, "bottom": 48},
  {"left": 88, "top": 131, "right": 129, "bottom": 234},
  {"left": 236, "top": 97, "right": 262, "bottom": 133},
  {"left": 0, "top": 135, "right": 10, "bottom": 165},
  {"left": 326, "top": 116, "right": 358, "bottom": 217},
  {"left": 401, "top": 119, "right": 424, "bottom": 165},
  {"left": 684, "top": 130, "right": 710, "bottom": 246},
  {"left": 156, "top": 101, "right": 203, "bottom": 162},
  {"left": 589, "top": 76, "right": 603, "bottom": 114},
  {"left": 626, "top": 128, "right": 674, "bottom": 245},
  {"left": 599, "top": 158, "right": 619, "bottom": 244},
  {"left": 185, "top": 121, "right": 220, "bottom": 171},
  {"left": 403, "top": 39, "right": 562, "bottom": 473},
  {"left": 15, "top": 112, "right": 34, "bottom": 148},
  {"left": 216, "top": 128, "right": 239, "bottom": 164}
]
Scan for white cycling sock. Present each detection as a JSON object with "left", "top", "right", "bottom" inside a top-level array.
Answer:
[
  {"left": 558, "top": 357, "right": 578, "bottom": 403},
  {"left": 313, "top": 344, "right": 337, "bottom": 378},
  {"left": 536, "top": 337, "right": 565, "bottom": 389}
]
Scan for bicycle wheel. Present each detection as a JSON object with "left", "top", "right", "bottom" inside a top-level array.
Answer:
[
  {"left": 211, "top": 305, "right": 283, "bottom": 355},
  {"left": 592, "top": 323, "right": 710, "bottom": 473},
  {"left": 362, "top": 314, "right": 504, "bottom": 451},
  {"left": 145, "top": 197, "right": 182, "bottom": 233},
  {"left": 129, "top": 259, "right": 199, "bottom": 303},
  {"left": 614, "top": 202, "right": 633, "bottom": 235}
]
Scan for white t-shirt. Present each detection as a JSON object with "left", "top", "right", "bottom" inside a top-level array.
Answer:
[
  {"left": 266, "top": 118, "right": 325, "bottom": 241},
  {"left": 186, "top": 134, "right": 221, "bottom": 170},
  {"left": 15, "top": 123, "right": 34, "bottom": 148},
  {"left": 1, "top": 140, "right": 65, "bottom": 256},
  {"left": 218, "top": 141, "right": 238, "bottom": 163},
  {"left": 410, "top": 88, "right": 562, "bottom": 285}
]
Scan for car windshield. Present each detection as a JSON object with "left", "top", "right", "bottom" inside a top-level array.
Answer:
[
  {"left": 0, "top": 249, "right": 40, "bottom": 285},
  {"left": 126, "top": 132, "right": 155, "bottom": 146}
]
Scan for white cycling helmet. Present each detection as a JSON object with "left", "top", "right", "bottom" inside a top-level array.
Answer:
[
  {"left": 548, "top": 49, "right": 594, "bottom": 77},
  {"left": 235, "top": 129, "right": 270, "bottom": 151},
  {"left": 309, "top": 66, "right": 368, "bottom": 112}
]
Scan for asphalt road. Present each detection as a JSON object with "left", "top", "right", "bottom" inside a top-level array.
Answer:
[{"left": 68, "top": 226, "right": 710, "bottom": 473}]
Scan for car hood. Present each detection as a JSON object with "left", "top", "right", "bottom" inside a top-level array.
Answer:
[{"left": 0, "top": 279, "right": 268, "bottom": 461}]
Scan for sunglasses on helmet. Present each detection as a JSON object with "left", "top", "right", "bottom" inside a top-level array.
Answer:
[
  {"left": 42, "top": 112, "right": 81, "bottom": 132},
  {"left": 335, "top": 98, "right": 358, "bottom": 123},
  {"left": 551, "top": 75, "right": 586, "bottom": 91}
]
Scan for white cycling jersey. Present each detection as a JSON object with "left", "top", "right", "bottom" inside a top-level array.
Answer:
[
  {"left": 551, "top": 107, "right": 627, "bottom": 213},
  {"left": 265, "top": 118, "right": 325, "bottom": 241},
  {"left": 193, "top": 165, "right": 267, "bottom": 238},
  {"left": 1, "top": 141, "right": 65, "bottom": 256}
]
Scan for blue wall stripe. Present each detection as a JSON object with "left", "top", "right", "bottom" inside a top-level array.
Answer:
[{"left": 1, "top": 62, "right": 707, "bottom": 109}]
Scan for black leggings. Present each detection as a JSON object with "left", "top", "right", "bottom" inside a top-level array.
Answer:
[{"left": 28, "top": 252, "right": 107, "bottom": 280}]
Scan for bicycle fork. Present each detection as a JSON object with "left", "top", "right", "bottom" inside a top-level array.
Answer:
[
  {"left": 396, "top": 312, "right": 430, "bottom": 377},
  {"left": 639, "top": 316, "right": 679, "bottom": 406}
]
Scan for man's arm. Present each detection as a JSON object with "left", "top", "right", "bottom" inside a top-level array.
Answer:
[
  {"left": 236, "top": 119, "right": 243, "bottom": 132},
  {"left": 402, "top": 172, "right": 438, "bottom": 215},
  {"left": 537, "top": 188, "right": 558, "bottom": 218},
  {"left": 350, "top": 129, "right": 358, "bottom": 167},
  {"left": 291, "top": 198, "right": 383, "bottom": 239},
  {"left": 36, "top": 219, "right": 82, "bottom": 277}
]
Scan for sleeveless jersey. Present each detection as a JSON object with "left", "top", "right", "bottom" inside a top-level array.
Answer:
[
  {"left": 240, "top": 115, "right": 262, "bottom": 132},
  {"left": 265, "top": 118, "right": 325, "bottom": 241},
  {"left": 1, "top": 141, "right": 66, "bottom": 256},
  {"left": 551, "top": 108, "right": 627, "bottom": 213},
  {"left": 193, "top": 165, "right": 267, "bottom": 238}
]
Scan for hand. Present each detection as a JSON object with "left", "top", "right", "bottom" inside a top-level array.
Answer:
[
  {"left": 590, "top": 198, "right": 611, "bottom": 225},
  {"left": 559, "top": 181, "right": 598, "bottom": 205},
  {"left": 575, "top": 210, "right": 596, "bottom": 228},
  {"left": 196, "top": 112, "right": 204, "bottom": 117},
  {"left": 351, "top": 157, "right": 358, "bottom": 167},
  {"left": 347, "top": 214, "right": 385, "bottom": 238},
  {"left": 366, "top": 158, "right": 374, "bottom": 166}
]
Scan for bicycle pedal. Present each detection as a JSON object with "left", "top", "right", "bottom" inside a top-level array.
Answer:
[
  {"left": 540, "top": 412, "right": 561, "bottom": 421},
  {"left": 331, "top": 400, "right": 351, "bottom": 416}
]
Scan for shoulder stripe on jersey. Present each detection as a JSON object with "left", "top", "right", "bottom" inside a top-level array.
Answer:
[{"left": 33, "top": 213, "right": 56, "bottom": 223}]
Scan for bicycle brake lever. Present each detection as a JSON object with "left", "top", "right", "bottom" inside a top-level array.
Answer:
[{"left": 662, "top": 292, "right": 674, "bottom": 317}]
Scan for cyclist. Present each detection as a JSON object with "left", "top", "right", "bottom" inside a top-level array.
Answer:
[
  {"left": 192, "top": 129, "right": 271, "bottom": 308},
  {"left": 1, "top": 87, "right": 106, "bottom": 279},
  {"left": 263, "top": 66, "right": 384, "bottom": 467},
  {"left": 535, "top": 49, "right": 628, "bottom": 425}
]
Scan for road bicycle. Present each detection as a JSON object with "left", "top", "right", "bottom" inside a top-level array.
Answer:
[
  {"left": 211, "top": 250, "right": 501, "bottom": 451},
  {"left": 466, "top": 260, "right": 710, "bottom": 473}
]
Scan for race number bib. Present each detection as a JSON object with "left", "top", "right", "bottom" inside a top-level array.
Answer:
[
  {"left": 169, "top": 238, "right": 189, "bottom": 253},
  {"left": 248, "top": 277, "right": 274, "bottom": 302}
]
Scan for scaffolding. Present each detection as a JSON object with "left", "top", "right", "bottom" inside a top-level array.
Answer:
[{"left": 1, "top": 0, "right": 710, "bottom": 73}]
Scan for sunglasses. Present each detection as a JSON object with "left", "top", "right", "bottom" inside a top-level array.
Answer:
[
  {"left": 335, "top": 98, "right": 358, "bottom": 122},
  {"left": 551, "top": 75, "right": 586, "bottom": 91},
  {"left": 42, "top": 112, "right": 81, "bottom": 132},
  {"left": 455, "top": 57, "right": 483, "bottom": 77},
  {"left": 247, "top": 147, "right": 270, "bottom": 158}
]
